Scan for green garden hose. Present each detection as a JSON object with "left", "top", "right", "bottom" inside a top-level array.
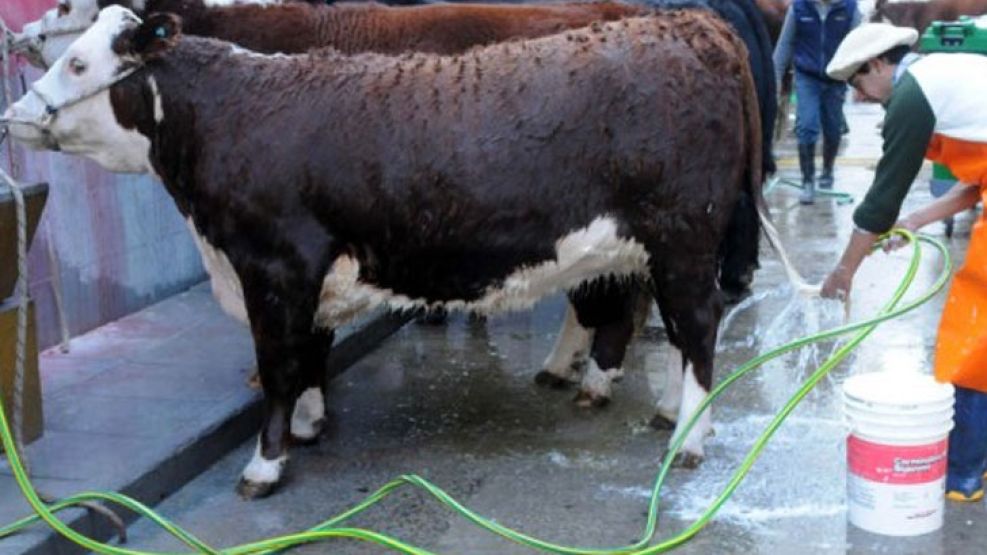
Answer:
[{"left": 0, "top": 229, "right": 950, "bottom": 554}]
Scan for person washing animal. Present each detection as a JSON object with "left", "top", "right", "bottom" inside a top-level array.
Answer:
[
  {"left": 821, "top": 22, "right": 987, "bottom": 502},
  {"left": 773, "top": 0, "right": 862, "bottom": 204}
]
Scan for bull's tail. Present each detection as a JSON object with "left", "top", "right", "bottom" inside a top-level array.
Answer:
[
  {"left": 730, "top": 39, "right": 817, "bottom": 295},
  {"left": 717, "top": 34, "right": 763, "bottom": 303}
]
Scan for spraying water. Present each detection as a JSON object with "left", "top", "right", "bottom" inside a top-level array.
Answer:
[{"left": 668, "top": 209, "right": 851, "bottom": 534}]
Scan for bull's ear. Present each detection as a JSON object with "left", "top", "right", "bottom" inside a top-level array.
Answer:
[{"left": 125, "top": 12, "right": 182, "bottom": 60}]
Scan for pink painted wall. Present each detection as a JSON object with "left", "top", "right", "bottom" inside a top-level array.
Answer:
[{"left": 2, "top": 0, "right": 206, "bottom": 349}]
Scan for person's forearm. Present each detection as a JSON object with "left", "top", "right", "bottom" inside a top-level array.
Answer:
[
  {"left": 901, "top": 183, "right": 980, "bottom": 230},
  {"left": 821, "top": 228, "right": 880, "bottom": 298},
  {"left": 835, "top": 228, "right": 880, "bottom": 278}
]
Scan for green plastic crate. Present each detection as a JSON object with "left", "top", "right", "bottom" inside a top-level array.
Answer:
[{"left": 919, "top": 16, "right": 987, "bottom": 54}]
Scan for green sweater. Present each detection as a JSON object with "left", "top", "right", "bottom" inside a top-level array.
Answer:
[{"left": 852, "top": 72, "right": 936, "bottom": 233}]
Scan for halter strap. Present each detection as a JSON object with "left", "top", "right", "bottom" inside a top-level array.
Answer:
[{"left": 2, "top": 65, "right": 143, "bottom": 131}]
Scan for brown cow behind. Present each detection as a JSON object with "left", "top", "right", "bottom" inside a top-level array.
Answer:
[
  {"left": 196, "top": 0, "right": 649, "bottom": 54},
  {"left": 872, "top": 0, "right": 987, "bottom": 35}
]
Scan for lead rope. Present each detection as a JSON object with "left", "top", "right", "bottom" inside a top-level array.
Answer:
[
  {"left": 0, "top": 14, "right": 125, "bottom": 540},
  {"left": 1, "top": 11, "right": 30, "bottom": 479},
  {"left": 0, "top": 18, "right": 71, "bottom": 352}
]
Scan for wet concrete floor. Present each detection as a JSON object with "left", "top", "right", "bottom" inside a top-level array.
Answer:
[{"left": 114, "top": 102, "right": 987, "bottom": 553}]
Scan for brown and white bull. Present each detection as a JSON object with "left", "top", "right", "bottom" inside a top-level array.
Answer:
[
  {"left": 9, "top": 0, "right": 674, "bottom": 407},
  {"left": 4, "top": 6, "right": 761, "bottom": 497}
]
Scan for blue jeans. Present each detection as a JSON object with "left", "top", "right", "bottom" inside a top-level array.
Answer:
[
  {"left": 794, "top": 70, "right": 847, "bottom": 146},
  {"left": 947, "top": 386, "right": 987, "bottom": 495}
]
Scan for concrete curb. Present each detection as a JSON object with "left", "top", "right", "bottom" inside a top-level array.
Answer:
[{"left": 10, "top": 309, "right": 410, "bottom": 555}]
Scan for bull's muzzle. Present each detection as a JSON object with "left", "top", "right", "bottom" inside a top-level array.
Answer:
[
  {"left": 6, "top": 31, "right": 47, "bottom": 69},
  {"left": 1, "top": 106, "right": 58, "bottom": 152}
]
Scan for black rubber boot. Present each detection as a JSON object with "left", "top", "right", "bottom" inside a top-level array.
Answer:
[
  {"left": 818, "top": 139, "right": 839, "bottom": 190},
  {"left": 798, "top": 142, "right": 816, "bottom": 205}
]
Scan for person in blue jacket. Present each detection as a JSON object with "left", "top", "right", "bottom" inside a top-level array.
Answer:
[{"left": 774, "top": 0, "right": 861, "bottom": 204}]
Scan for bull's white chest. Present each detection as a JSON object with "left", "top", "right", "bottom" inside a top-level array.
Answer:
[
  {"left": 313, "top": 217, "right": 650, "bottom": 329},
  {"left": 185, "top": 218, "right": 249, "bottom": 324}
]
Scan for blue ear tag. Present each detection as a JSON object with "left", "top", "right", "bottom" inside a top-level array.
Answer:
[{"left": 155, "top": 26, "right": 167, "bottom": 38}]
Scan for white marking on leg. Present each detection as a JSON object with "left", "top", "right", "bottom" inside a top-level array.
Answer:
[
  {"left": 579, "top": 360, "right": 624, "bottom": 402},
  {"left": 670, "top": 363, "right": 711, "bottom": 459},
  {"left": 542, "top": 303, "right": 593, "bottom": 382},
  {"left": 242, "top": 439, "right": 287, "bottom": 485},
  {"left": 290, "top": 387, "right": 325, "bottom": 440},
  {"left": 655, "top": 350, "right": 684, "bottom": 422}
]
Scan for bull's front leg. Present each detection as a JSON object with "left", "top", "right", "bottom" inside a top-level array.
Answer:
[{"left": 236, "top": 275, "right": 328, "bottom": 499}]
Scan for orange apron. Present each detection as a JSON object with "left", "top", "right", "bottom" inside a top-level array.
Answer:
[{"left": 929, "top": 135, "right": 987, "bottom": 392}]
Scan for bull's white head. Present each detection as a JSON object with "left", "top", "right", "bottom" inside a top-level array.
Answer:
[
  {"left": 8, "top": 0, "right": 280, "bottom": 69},
  {"left": 8, "top": 0, "right": 133, "bottom": 69},
  {"left": 2, "top": 6, "right": 179, "bottom": 173}
]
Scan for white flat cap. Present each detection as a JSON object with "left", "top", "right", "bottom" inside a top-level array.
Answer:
[{"left": 826, "top": 23, "right": 919, "bottom": 81}]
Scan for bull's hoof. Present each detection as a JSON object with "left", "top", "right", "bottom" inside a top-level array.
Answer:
[
  {"left": 721, "top": 285, "right": 752, "bottom": 305},
  {"left": 236, "top": 478, "right": 278, "bottom": 500},
  {"left": 649, "top": 413, "right": 676, "bottom": 430},
  {"left": 535, "top": 370, "right": 577, "bottom": 389},
  {"left": 669, "top": 451, "right": 704, "bottom": 469},
  {"left": 573, "top": 389, "right": 610, "bottom": 408}
]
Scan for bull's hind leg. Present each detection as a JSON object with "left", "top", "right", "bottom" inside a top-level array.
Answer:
[
  {"left": 568, "top": 283, "right": 637, "bottom": 408},
  {"left": 650, "top": 257, "right": 723, "bottom": 468},
  {"left": 650, "top": 299, "right": 684, "bottom": 430},
  {"left": 535, "top": 302, "right": 594, "bottom": 388}
]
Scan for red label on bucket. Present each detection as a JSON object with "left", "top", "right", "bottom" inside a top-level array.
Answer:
[{"left": 847, "top": 436, "right": 948, "bottom": 484}]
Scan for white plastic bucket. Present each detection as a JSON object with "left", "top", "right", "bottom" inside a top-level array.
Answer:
[{"left": 842, "top": 371, "right": 955, "bottom": 537}]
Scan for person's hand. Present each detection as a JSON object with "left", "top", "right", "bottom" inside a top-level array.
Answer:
[
  {"left": 821, "top": 268, "right": 852, "bottom": 301},
  {"left": 883, "top": 218, "right": 918, "bottom": 252}
]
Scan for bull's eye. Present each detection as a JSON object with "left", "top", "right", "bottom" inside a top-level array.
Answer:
[
  {"left": 68, "top": 57, "right": 87, "bottom": 75},
  {"left": 57, "top": 2, "right": 71, "bottom": 16}
]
